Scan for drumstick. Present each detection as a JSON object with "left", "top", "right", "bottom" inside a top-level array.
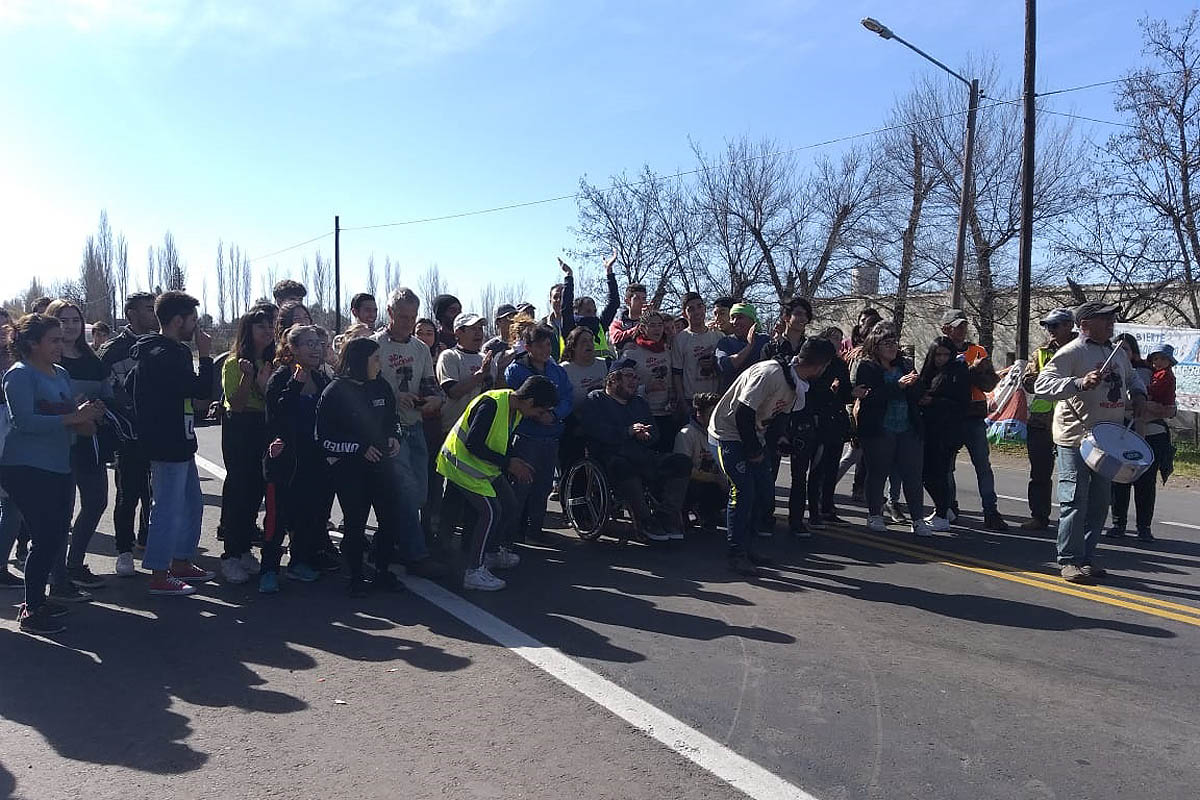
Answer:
[{"left": 1097, "top": 344, "right": 1122, "bottom": 374}]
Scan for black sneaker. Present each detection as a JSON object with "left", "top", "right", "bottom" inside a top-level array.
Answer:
[
  {"left": 18, "top": 604, "right": 65, "bottom": 635},
  {"left": 67, "top": 564, "right": 106, "bottom": 589},
  {"left": 347, "top": 577, "right": 370, "bottom": 599},
  {"left": 42, "top": 601, "right": 69, "bottom": 618},
  {"left": 373, "top": 570, "right": 407, "bottom": 594},
  {"left": 48, "top": 583, "right": 92, "bottom": 603},
  {"left": 983, "top": 511, "right": 1010, "bottom": 532},
  {"left": 747, "top": 551, "right": 775, "bottom": 567},
  {"left": 728, "top": 553, "right": 760, "bottom": 576},
  {"left": 0, "top": 570, "right": 24, "bottom": 590},
  {"left": 807, "top": 516, "right": 826, "bottom": 531},
  {"left": 313, "top": 550, "right": 342, "bottom": 573},
  {"left": 823, "top": 511, "right": 845, "bottom": 524},
  {"left": 1103, "top": 526, "right": 1126, "bottom": 539},
  {"left": 790, "top": 522, "right": 812, "bottom": 539},
  {"left": 1137, "top": 529, "right": 1156, "bottom": 543}
]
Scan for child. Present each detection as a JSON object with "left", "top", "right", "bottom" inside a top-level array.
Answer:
[
  {"left": 1146, "top": 344, "right": 1178, "bottom": 408},
  {"left": 673, "top": 392, "right": 727, "bottom": 532}
]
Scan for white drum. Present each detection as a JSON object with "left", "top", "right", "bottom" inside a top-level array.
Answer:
[{"left": 1080, "top": 422, "right": 1155, "bottom": 484}]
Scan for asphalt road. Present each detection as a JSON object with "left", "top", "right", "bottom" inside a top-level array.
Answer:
[{"left": 2, "top": 426, "right": 1198, "bottom": 800}]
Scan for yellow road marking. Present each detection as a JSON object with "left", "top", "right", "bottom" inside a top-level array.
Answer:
[{"left": 821, "top": 528, "right": 1200, "bottom": 629}]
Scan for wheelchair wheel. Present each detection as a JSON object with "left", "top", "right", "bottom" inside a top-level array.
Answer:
[{"left": 560, "top": 458, "right": 611, "bottom": 541}]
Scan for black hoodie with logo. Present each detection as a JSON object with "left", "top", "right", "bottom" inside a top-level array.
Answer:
[{"left": 129, "top": 334, "right": 214, "bottom": 462}]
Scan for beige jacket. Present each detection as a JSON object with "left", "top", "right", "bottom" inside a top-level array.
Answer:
[{"left": 1032, "top": 336, "right": 1147, "bottom": 448}]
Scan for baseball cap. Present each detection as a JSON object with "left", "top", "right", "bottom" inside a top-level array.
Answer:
[
  {"left": 494, "top": 303, "right": 517, "bottom": 320},
  {"left": 1073, "top": 300, "right": 1120, "bottom": 322},
  {"left": 516, "top": 302, "right": 536, "bottom": 315},
  {"left": 453, "top": 312, "right": 486, "bottom": 330},
  {"left": 940, "top": 309, "right": 968, "bottom": 327},
  {"left": 729, "top": 302, "right": 758, "bottom": 323},
  {"left": 1147, "top": 343, "right": 1178, "bottom": 366},
  {"left": 612, "top": 357, "right": 638, "bottom": 373},
  {"left": 1039, "top": 308, "right": 1074, "bottom": 327}
]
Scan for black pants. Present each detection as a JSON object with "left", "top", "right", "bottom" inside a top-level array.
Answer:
[
  {"left": 922, "top": 430, "right": 957, "bottom": 518},
  {"left": 219, "top": 411, "right": 267, "bottom": 559},
  {"left": 113, "top": 441, "right": 151, "bottom": 553},
  {"left": 652, "top": 415, "right": 680, "bottom": 453},
  {"left": 460, "top": 476, "right": 517, "bottom": 569},
  {"left": 333, "top": 458, "right": 399, "bottom": 579},
  {"left": 786, "top": 415, "right": 824, "bottom": 529},
  {"left": 605, "top": 449, "right": 691, "bottom": 529},
  {"left": 1026, "top": 423, "right": 1056, "bottom": 523},
  {"left": 0, "top": 466, "right": 73, "bottom": 612},
  {"left": 262, "top": 454, "right": 332, "bottom": 574},
  {"left": 815, "top": 418, "right": 848, "bottom": 514},
  {"left": 1111, "top": 431, "right": 1170, "bottom": 534}
]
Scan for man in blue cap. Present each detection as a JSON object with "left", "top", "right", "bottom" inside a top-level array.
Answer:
[{"left": 1021, "top": 308, "right": 1077, "bottom": 531}]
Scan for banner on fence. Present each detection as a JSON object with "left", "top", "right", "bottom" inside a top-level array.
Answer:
[{"left": 1113, "top": 323, "right": 1200, "bottom": 412}]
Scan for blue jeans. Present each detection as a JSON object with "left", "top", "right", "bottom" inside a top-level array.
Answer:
[
  {"left": 144, "top": 460, "right": 204, "bottom": 571},
  {"left": 51, "top": 447, "right": 109, "bottom": 586},
  {"left": 1055, "top": 446, "right": 1111, "bottom": 566},
  {"left": 712, "top": 439, "right": 773, "bottom": 555},
  {"left": 509, "top": 434, "right": 559, "bottom": 539},
  {"left": 948, "top": 416, "right": 998, "bottom": 514},
  {"left": 385, "top": 455, "right": 427, "bottom": 562}
]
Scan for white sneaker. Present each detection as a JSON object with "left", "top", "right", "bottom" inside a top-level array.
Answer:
[
  {"left": 221, "top": 558, "right": 249, "bottom": 584},
  {"left": 115, "top": 552, "right": 137, "bottom": 577},
  {"left": 925, "top": 514, "right": 951, "bottom": 532},
  {"left": 867, "top": 515, "right": 888, "bottom": 533},
  {"left": 911, "top": 520, "right": 934, "bottom": 537},
  {"left": 463, "top": 565, "right": 506, "bottom": 591},
  {"left": 240, "top": 551, "right": 261, "bottom": 575},
  {"left": 485, "top": 547, "right": 520, "bottom": 570}
]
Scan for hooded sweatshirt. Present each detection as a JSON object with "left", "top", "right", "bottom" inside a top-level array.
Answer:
[{"left": 129, "top": 334, "right": 214, "bottom": 462}]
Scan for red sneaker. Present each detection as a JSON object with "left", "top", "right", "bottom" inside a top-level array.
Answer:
[
  {"left": 149, "top": 576, "right": 197, "bottom": 596},
  {"left": 169, "top": 563, "right": 215, "bottom": 583}
]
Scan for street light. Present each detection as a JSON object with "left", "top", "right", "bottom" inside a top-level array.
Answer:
[{"left": 861, "top": 17, "right": 979, "bottom": 310}]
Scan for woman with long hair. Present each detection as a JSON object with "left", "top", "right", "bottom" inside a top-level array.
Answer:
[
  {"left": 2, "top": 314, "right": 105, "bottom": 633},
  {"left": 259, "top": 324, "right": 334, "bottom": 593},
  {"left": 0, "top": 318, "right": 24, "bottom": 589},
  {"left": 45, "top": 300, "right": 113, "bottom": 599},
  {"left": 917, "top": 336, "right": 970, "bottom": 530},
  {"left": 316, "top": 337, "right": 407, "bottom": 597},
  {"left": 217, "top": 308, "right": 274, "bottom": 584},
  {"left": 622, "top": 309, "right": 677, "bottom": 451},
  {"left": 275, "top": 302, "right": 311, "bottom": 341},
  {"left": 853, "top": 322, "right": 930, "bottom": 536}
]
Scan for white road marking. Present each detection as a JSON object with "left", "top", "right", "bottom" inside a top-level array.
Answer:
[
  {"left": 193, "top": 454, "right": 818, "bottom": 800},
  {"left": 992, "top": 493, "right": 1200, "bottom": 532}
]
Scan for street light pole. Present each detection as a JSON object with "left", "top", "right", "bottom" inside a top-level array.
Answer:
[{"left": 861, "top": 17, "right": 978, "bottom": 308}]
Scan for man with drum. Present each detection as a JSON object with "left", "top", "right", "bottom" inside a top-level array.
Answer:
[{"left": 1034, "top": 301, "right": 1147, "bottom": 584}]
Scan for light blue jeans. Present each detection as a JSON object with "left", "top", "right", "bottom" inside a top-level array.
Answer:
[
  {"left": 144, "top": 460, "right": 204, "bottom": 571},
  {"left": 390, "top": 424, "right": 429, "bottom": 562},
  {"left": 948, "top": 416, "right": 999, "bottom": 514},
  {"left": 1055, "top": 446, "right": 1111, "bottom": 566}
]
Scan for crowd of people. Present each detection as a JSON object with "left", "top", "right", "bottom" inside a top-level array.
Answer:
[{"left": 0, "top": 260, "right": 1180, "bottom": 634}]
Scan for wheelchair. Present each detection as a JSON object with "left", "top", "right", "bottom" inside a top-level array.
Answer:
[{"left": 557, "top": 454, "right": 675, "bottom": 542}]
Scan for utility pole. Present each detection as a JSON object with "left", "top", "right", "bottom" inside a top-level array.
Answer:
[
  {"left": 952, "top": 79, "right": 979, "bottom": 310},
  {"left": 1016, "top": 0, "right": 1036, "bottom": 360},
  {"left": 334, "top": 215, "right": 341, "bottom": 333}
]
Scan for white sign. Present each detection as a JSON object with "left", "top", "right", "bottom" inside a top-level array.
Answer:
[{"left": 1114, "top": 323, "right": 1200, "bottom": 412}]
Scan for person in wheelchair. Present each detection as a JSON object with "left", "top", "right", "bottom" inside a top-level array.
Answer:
[{"left": 578, "top": 359, "right": 691, "bottom": 542}]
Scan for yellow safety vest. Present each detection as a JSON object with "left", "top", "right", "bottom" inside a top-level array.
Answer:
[
  {"left": 1029, "top": 346, "right": 1056, "bottom": 414},
  {"left": 436, "top": 389, "right": 521, "bottom": 497},
  {"left": 558, "top": 326, "right": 611, "bottom": 361}
]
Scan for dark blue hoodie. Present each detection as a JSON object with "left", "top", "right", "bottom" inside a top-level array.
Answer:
[{"left": 129, "top": 334, "right": 213, "bottom": 462}]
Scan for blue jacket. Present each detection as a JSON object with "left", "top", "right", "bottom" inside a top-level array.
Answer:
[{"left": 504, "top": 353, "right": 573, "bottom": 438}]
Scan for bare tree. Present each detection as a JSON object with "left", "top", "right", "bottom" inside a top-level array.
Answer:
[
  {"left": 215, "top": 240, "right": 227, "bottom": 324},
  {"left": 497, "top": 280, "right": 528, "bottom": 309},
  {"left": 241, "top": 253, "right": 252, "bottom": 314},
  {"left": 157, "top": 231, "right": 186, "bottom": 291},
  {"left": 366, "top": 254, "right": 378, "bottom": 298},
  {"left": 382, "top": 257, "right": 394, "bottom": 297},
  {"left": 1052, "top": 11, "right": 1200, "bottom": 327},
  {"left": 115, "top": 233, "right": 129, "bottom": 312},
  {"left": 418, "top": 264, "right": 448, "bottom": 315},
  {"left": 146, "top": 245, "right": 156, "bottom": 293},
  {"left": 202, "top": 276, "right": 209, "bottom": 319},
  {"left": 574, "top": 171, "right": 674, "bottom": 302},
  {"left": 476, "top": 282, "right": 497, "bottom": 329}
]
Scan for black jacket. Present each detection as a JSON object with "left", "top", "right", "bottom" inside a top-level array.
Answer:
[
  {"left": 264, "top": 366, "right": 331, "bottom": 483},
  {"left": 805, "top": 354, "right": 852, "bottom": 423},
  {"left": 852, "top": 356, "right": 923, "bottom": 439},
  {"left": 579, "top": 388, "right": 658, "bottom": 461},
  {"left": 315, "top": 376, "right": 397, "bottom": 464},
  {"left": 920, "top": 360, "right": 971, "bottom": 447},
  {"left": 130, "top": 334, "right": 214, "bottom": 462},
  {"left": 97, "top": 324, "right": 141, "bottom": 413}
]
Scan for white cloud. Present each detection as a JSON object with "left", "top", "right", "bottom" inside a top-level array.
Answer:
[{"left": 0, "top": 0, "right": 525, "bottom": 68}]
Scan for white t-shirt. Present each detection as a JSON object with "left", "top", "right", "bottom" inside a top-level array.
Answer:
[
  {"left": 707, "top": 360, "right": 796, "bottom": 443},
  {"left": 792, "top": 375, "right": 810, "bottom": 412},
  {"left": 674, "top": 422, "right": 725, "bottom": 484},
  {"left": 671, "top": 328, "right": 721, "bottom": 400},
  {"left": 372, "top": 331, "right": 438, "bottom": 427},
  {"left": 625, "top": 344, "right": 673, "bottom": 416},
  {"left": 437, "top": 346, "right": 488, "bottom": 432},
  {"left": 562, "top": 360, "right": 609, "bottom": 404}
]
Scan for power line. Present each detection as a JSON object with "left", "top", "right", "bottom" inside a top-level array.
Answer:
[
  {"left": 248, "top": 230, "right": 334, "bottom": 263},
  {"left": 1038, "top": 108, "right": 1138, "bottom": 129}
]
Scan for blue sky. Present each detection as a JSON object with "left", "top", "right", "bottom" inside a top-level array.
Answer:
[{"left": 0, "top": 0, "right": 1191, "bottom": 318}]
